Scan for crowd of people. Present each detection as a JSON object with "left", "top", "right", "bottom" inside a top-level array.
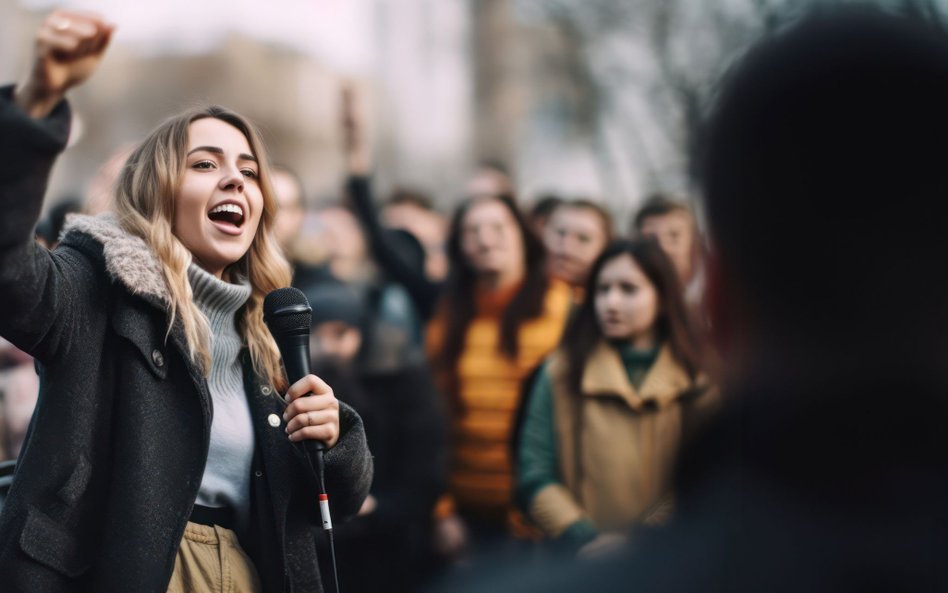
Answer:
[
  {"left": 2, "top": 3, "right": 948, "bottom": 593},
  {"left": 250, "top": 84, "right": 718, "bottom": 590}
]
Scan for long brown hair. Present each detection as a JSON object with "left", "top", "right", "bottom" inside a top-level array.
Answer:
[
  {"left": 563, "top": 239, "right": 700, "bottom": 396},
  {"left": 434, "top": 194, "right": 549, "bottom": 407},
  {"left": 114, "top": 106, "right": 292, "bottom": 391}
]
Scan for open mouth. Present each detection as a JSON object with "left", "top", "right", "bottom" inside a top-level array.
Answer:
[{"left": 208, "top": 203, "right": 246, "bottom": 229}]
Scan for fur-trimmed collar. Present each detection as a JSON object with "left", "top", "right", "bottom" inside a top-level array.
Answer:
[{"left": 61, "top": 212, "right": 170, "bottom": 304}]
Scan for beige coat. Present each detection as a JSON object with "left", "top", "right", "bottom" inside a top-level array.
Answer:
[{"left": 529, "top": 342, "right": 711, "bottom": 536}]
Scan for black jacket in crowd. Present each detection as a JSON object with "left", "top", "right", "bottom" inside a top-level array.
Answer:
[
  {"left": 346, "top": 175, "right": 442, "bottom": 322},
  {"left": 314, "top": 359, "right": 447, "bottom": 593},
  {"left": 0, "top": 87, "right": 374, "bottom": 592}
]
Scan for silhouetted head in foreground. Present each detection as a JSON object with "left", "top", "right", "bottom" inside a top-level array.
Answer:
[{"left": 702, "top": 6, "right": 948, "bottom": 382}]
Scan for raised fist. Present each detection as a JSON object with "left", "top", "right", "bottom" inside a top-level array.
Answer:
[{"left": 15, "top": 10, "right": 114, "bottom": 118}]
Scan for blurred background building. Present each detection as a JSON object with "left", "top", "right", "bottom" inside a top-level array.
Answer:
[{"left": 2, "top": 0, "right": 932, "bottom": 225}]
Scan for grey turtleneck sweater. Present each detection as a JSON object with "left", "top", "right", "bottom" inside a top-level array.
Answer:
[{"left": 188, "top": 264, "right": 254, "bottom": 530}]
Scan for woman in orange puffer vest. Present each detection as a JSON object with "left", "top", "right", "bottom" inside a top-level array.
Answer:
[{"left": 427, "top": 194, "right": 571, "bottom": 563}]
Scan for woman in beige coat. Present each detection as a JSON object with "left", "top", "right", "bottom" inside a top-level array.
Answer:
[{"left": 516, "top": 239, "right": 711, "bottom": 557}]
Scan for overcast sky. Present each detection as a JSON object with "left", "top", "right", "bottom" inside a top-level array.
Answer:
[{"left": 20, "top": 0, "right": 377, "bottom": 73}]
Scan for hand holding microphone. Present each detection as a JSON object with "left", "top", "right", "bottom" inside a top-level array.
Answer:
[
  {"left": 263, "top": 287, "right": 339, "bottom": 449},
  {"left": 282, "top": 374, "right": 340, "bottom": 447}
]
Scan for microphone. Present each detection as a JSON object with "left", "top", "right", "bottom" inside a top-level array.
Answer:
[
  {"left": 264, "top": 287, "right": 341, "bottom": 591},
  {"left": 263, "top": 287, "right": 324, "bottom": 452}
]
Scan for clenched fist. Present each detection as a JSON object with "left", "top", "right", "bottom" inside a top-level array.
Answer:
[{"left": 14, "top": 10, "right": 114, "bottom": 119}]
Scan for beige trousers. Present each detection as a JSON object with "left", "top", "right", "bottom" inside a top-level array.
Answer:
[{"left": 166, "top": 522, "right": 262, "bottom": 593}]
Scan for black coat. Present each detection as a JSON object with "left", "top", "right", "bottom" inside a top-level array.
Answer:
[{"left": 0, "top": 87, "right": 373, "bottom": 592}]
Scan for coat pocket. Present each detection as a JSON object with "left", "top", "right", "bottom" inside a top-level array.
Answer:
[
  {"left": 19, "top": 506, "right": 90, "bottom": 578},
  {"left": 110, "top": 296, "right": 169, "bottom": 380}
]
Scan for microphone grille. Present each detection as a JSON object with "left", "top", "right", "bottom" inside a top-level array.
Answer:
[{"left": 263, "top": 287, "right": 312, "bottom": 336}]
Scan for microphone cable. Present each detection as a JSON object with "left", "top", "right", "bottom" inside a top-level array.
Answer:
[
  {"left": 311, "top": 444, "right": 341, "bottom": 593},
  {"left": 279, "top": 396, "right": 340, "bottom": 593}
]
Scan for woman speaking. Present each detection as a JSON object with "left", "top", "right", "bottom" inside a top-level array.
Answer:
[{"left": 0, "top": 10, "right": 372, "bottom": 593}]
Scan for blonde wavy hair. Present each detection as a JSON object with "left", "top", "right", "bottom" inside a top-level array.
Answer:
[{"left": 114, "top": 106, "right": 291, "bottom": 392}]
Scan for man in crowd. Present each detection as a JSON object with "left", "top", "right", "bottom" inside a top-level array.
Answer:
[{"left": 543, "top": 199, "right": 612, "bottom": 298}]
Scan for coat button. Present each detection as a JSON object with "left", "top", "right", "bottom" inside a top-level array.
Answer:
[
  {"left": 254, "top": 470, "right": 264, "bottom": 478},
  {"left": 267, "top": 413, "right": 281, "bottom": 427},
  {"left": 261, "top": 385, "right": 272, "bottom": 396},
  {"left": 151, "top": 349, "right": 164, "bottom": 367}
]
